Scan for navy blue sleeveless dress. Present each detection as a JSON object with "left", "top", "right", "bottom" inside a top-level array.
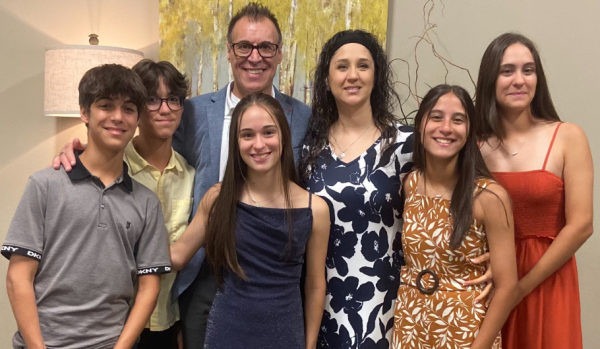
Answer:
[{"left": 204, "top": 197, "right": 313, "bottom": 349}]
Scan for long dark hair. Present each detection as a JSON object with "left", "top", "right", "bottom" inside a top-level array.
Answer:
[
  {"left": 206, "top": 93, "right": 299, "bottom": 283},
  {"left": 298, "top": 29, "right": 402, "bottom": 184},
  {"left": 414, "top": 85, "right": 494, "bottom": 249},
  {"left": 475, "top": 32, "right": 560, "bottom": 140}
]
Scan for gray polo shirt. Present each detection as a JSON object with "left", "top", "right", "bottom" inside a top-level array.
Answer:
[{"left": 2, "top": 155, "right": 171, "bottom": 349}]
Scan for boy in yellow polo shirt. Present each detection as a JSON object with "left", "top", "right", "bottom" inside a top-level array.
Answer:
[{"left": 54, "top": 59, "right": 194, "bottom": 348}]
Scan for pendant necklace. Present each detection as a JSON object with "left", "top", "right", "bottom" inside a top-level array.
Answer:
[
  {"left": 501, "top": 125, "right": 534, "bottom": 156},
  {"left": 245, "top": 185, "right": 281, "bottom": 208},
  {"left": 330, "top": 123, "right": 373, "bottom": 159},
  {"left": 424, "top": 174, "right": 453, "bottom": 199}
]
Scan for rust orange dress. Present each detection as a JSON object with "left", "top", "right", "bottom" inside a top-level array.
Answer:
[
  {"left": 393, "top": 172, "right": 501, "bottom": 349},
  {"left": 494, "top": 123, "right": 583, "bottom": 349}
]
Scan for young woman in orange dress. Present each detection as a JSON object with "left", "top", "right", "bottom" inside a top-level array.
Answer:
[
  {"left": 393, "top": 84, "right": 519, "bottom": 349},
  {"left": 476, "top": 33, "right": 594, "bottom": 349}
]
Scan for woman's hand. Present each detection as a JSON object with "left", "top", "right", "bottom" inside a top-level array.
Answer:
[{"left": 463, "top": 252, "right": 495, "bottom": 306}]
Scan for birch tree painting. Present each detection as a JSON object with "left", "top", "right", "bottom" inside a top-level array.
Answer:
[{"left": 159, "top": 0, "right": 388, "bottom": 103}]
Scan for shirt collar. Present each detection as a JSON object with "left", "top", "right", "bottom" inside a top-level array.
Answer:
[
  {"left": 226, "top": 82, "right": 276, "bottom": 116},
  {"left": 68, "top": 151, "right": 133, "bottom": 193},
  {"left": 125, "top": 139, "right": 182, "bottom": 175}
]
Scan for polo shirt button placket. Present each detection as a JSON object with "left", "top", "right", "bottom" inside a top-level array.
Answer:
[{"left": 98, "top": 190, "right": 107, "bottom": 229}]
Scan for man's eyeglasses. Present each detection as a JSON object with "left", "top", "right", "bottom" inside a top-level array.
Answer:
[
  {"left": 145, "top": 96, "right": 183, "bottom": 111},
  {"left": 230, "top": 42, "right": 279, "bottom": 58}
]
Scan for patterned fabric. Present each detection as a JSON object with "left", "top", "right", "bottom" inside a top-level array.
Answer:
[
  {"left": 393, "top": 172, "right": 501, "bottom": 349},
  {"left": 306, "top": 124, "right": 414, "bottom": 348}
]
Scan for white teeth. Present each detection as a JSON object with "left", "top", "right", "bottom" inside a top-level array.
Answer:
[
  {"left": 435, "top": 139, "right": 452, "bottom": 144},
  {"left": 254, "top": 154, "right": 269, "bottom": 158},
  {"left": 248, "top": 69, "right": 264, "bottom": 74}
]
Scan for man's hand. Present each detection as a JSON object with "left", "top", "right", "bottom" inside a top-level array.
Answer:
[
  {"left": 463, "top": 252, "right": 495, "bottom": 306},
  {"left": 51, "top": 138, "right": 86, "bottom": 171}
]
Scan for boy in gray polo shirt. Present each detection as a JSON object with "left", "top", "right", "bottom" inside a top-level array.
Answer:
[{"left": 2, "top": 64, "right": 171, "bottom": 349}]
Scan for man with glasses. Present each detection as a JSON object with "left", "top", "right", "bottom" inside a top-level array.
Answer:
[
  {"left": 54, "top": 3, "right": 310, "bottom": 348},
  {"left": 171, "top": 2, "right": 310, "bottom": 348}
]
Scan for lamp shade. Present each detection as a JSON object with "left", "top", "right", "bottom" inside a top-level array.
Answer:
[{"left": 44, "top": 45, "right": 144, "bottom": 117}]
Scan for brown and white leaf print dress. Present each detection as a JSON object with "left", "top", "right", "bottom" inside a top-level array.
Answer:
[{"left": 392, "top": 172, "right": 501, "bottom": 349}]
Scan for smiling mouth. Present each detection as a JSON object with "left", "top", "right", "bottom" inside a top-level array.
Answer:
[
  {"left": 434, "top": 138, "right": 454, "bottom": 144},
  {"left": 251, "top": 153, "right": 271, "bottom": 159},
  {"left": 105, "top": 127, "right": 126, "bottom": 135},
  {"left": 245, "top": 69, "right": 265, "bottom": 74}
]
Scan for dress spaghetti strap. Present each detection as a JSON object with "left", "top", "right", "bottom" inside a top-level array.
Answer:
[
  {"left": 308, "top": 192, "right": 312, "bottom": 209},
  {"left": 542, "top": 123, "right": 563, "bottom": 170}
]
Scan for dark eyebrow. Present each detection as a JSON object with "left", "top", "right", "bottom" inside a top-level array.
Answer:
[
  {"left": 239, "top": 124, "right": 277, "bottom": 133},
  {"left": 500, "top": 62, "right": 535, "bottom": 69},
  {"left": 429, "top": 109, "right": 466, "bottom": 118}
]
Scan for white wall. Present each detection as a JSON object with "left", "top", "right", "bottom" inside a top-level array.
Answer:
[
  {"left": 0, "top": 0, "right": 159, "bottom": 343},
  {"left": 387, "top": 0, "right": 599, "bottom": 347}
]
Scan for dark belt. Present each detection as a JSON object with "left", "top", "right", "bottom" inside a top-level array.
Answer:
[{"left": 416, "top": 269, "right": 439, "bottom": 295}]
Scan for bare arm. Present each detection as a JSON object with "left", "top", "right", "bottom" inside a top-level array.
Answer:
[
  {"left": 6, "top": 255, "right": 46, "bottom": 349},
  {"left": 471, "top": 184, "right": 519, "bottom": 349},
  {"left": 113, "top": 274, "right": 160, "bottom": 349},
  {"left": 518, "top": 123, "right": 593, "bottom": 298},
  {"left": 170, "top": 184, "right": 219, "bottom": 270},
  {"left": 51, "top": 138, "right": 86, "bottom": 171},
  {"left": 304, "top": 195, "right": 330, "bottom": 349}
]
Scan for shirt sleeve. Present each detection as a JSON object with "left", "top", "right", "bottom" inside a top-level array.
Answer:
[
  {"left": 2, "top": 176, "right": 46, "bottom": 262},
  {"left": 135, "top": 201, "right": 172, "bottom": 276}
]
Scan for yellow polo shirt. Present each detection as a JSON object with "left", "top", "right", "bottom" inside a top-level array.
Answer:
[{"left": 124, "top": 139, "right": 194, "bottom": 331}]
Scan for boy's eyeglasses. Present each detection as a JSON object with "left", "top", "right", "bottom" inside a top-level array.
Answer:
[
  {"left": 230, "top": 42, "right": 279, "bottom": 58},
  {"left": 145, "top": 96, "right": 183, "bottom": 111}
]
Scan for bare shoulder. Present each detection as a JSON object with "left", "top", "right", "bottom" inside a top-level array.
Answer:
[
  {"left": 310, "top": 193, "right": 329, "bottom": 216},
  {"left": 556, "top": 122, "right": 588, "bottom": 142},
  {"left": 475, "top": 181, "right": 512, "bottom": 214},
  {"left": 200, "top": 183, "right": 221, "bottom": 209}
]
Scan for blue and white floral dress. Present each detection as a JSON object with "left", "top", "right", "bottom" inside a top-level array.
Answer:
[{"left": 306, "top": 124, "right": 414, "bottom": 348}]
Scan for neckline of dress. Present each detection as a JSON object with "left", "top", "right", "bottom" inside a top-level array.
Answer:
[{"left": 327, "top": 137, "right": 382, "bottom": 166}]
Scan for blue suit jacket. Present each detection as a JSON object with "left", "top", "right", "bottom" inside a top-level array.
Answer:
[{"left": 171, "top": 84, "right": 311, "bottom": 299}]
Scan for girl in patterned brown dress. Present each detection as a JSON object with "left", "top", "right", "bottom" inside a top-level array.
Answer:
[{"left": 392, "top": 85, "right": 519, "bottom": 349}]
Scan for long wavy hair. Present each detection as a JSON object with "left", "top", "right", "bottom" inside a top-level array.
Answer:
[
  {"left": 475, "top": 32, "right": 560, "bottom": 140},
  {"left": 298, "top": 29, "right": 402, "bottom": 185},
  {"left": 205, "top": 93, "right": 299, "bottom": 283},
  {"left": 413, "top": 85, "right": 494, "bottom": 249}
]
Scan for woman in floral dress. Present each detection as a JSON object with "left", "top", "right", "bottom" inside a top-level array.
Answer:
[
  {"left": 298, "top": 29, "right": 413, "bottom": 348},
  {"left": 393, "top": 85, "right": 518, "bottom": 349}
]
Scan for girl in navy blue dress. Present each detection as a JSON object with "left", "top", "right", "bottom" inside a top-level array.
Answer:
[
  {"left": 298, "top": 30, "right": 414, "bottom": 348},
  {"left": 171, "top": 93, "right": 330, "bottom": 349}
]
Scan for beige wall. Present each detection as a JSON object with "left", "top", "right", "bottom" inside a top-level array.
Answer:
[
  {"left": 0, "top": 0, "right": 159, "bottom": 343},
  {"left": 388, "top": 0, "right": 599, "bottom": 347}
]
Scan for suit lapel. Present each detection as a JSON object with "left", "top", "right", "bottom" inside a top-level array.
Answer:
[
  {"left": 274, "top": 87, "right": 293, "bottom": 126},
  {"left": 207, "top": 86, "right": 228, "bottom": 184}
]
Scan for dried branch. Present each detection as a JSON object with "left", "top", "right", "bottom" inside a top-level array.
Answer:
[{"left": 391, "top": 0, "right": 475, "bottom": 122}]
